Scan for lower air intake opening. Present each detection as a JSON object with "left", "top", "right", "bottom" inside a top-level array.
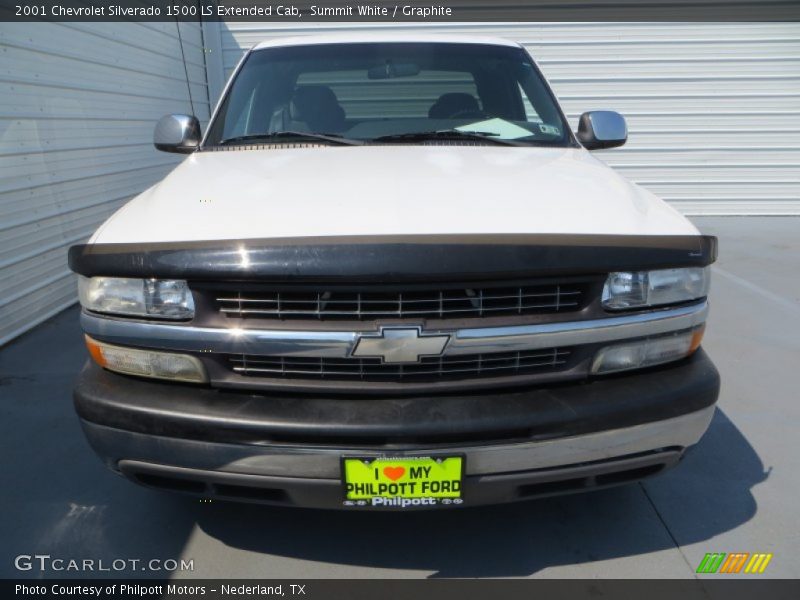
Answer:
[
  {"left": 212, "top": 483, "right": 288, "bottom": 502},
  {"left": 133, "top": 472, "right": 207, "bottom": 494}
]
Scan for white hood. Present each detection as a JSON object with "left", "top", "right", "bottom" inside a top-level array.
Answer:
[{"left": 91, "top": 145, "right": 697, "bottom": 244}]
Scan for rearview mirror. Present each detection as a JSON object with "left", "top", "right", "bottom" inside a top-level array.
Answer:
[
  {"left": 368, "top": 61, "right": 421, "bottom": 80},
  {"left": 577, "top": 110, "right": 627, "bottom": 150},
  {"left": 154, "top": 114, "right": 201, "bottom": 154}
]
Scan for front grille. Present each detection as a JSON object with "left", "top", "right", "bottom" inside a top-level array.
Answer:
[
  {"left": 229, "top": 348, "right": 570, "bottom": 382},
  {"left": 213, "top": 283, "right": 585, "bottom": 321}
]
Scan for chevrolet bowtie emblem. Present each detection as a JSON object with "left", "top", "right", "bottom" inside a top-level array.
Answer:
[{"left": 352, "top": 327, "right": 450, "bottom": 364}]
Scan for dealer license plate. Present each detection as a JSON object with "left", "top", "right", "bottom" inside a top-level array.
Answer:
[{"left": 342, "top": 456, "right": 464, "bottom": 508}]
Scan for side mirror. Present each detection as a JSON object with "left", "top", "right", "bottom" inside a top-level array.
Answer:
[
  {"left": 154, "top": 114, "right": 201, "bottom": 154},
  {"left": 577, "top": 110, "right": 627, "bottom": 150}
]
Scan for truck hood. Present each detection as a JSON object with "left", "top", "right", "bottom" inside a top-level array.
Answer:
[{"left": 91, "top": 145, "right": 697, "bottom": 244}]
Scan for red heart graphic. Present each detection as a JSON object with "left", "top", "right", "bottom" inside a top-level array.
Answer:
[{"left": 383, "top": 466, "right": 405, "bottom": 481}]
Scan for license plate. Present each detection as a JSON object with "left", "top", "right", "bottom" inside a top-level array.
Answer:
[{"left": 342, "top": 456, "right": 464, "bottom": 508}]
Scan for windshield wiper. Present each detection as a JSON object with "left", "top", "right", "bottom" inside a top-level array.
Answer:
[
  {"left": 218, "top": 131, "right": 363, "bottom": 146},
  {"left": 372, "top": 130, "right": 525, "bottom": 146}
]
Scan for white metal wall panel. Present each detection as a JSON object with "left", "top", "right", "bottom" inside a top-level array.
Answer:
[
  {"left": 0, "top": 22, "right": 211, "bottom": 345},
  {"left": 212, "top": 22, "right": 800, "bottom": 216}
]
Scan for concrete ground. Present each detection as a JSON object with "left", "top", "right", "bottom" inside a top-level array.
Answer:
[{"left": 1, "top": 217, "right": 798, "bottom": 579}]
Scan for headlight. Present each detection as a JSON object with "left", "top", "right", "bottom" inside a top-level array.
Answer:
[
  {"left": 591, "top": 326, "right": 705, "bottom": 374},
  {"left": 602, "top": 267, "right": 709, "bottom": 310},
  {"left": 85, "top": 335, "right": 207, "bottom": 383},
  {"left": 78, "top": 276, "right": 194, "bottom": 320}
]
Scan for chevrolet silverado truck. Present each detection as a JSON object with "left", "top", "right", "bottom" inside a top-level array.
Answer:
[{"left": 68, "top": 35, "right": 719, "bottom": 509}]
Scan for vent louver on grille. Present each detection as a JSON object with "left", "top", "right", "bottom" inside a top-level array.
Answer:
[
  {"left": 213, "top": 284, "right": 584, "bottom": 320},
  {"left": 229, "top": 348, "right": 570, "bottom": 382}
]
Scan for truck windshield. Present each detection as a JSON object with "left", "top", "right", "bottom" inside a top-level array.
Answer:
[{"left": 204, "top": 42, "right": 573, "bottom": 147}]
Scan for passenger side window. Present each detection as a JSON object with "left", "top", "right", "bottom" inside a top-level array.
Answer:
[{"left": 227, "top": 88, "right": 256, "bottom": 137}]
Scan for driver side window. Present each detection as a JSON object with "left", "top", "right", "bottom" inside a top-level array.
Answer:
[{"left": 518, "top": 82, "right": 542, "bottom": 123}]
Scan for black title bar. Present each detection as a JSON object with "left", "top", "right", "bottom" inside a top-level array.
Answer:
[
  {"left": 2, "top": 0, "right": 800, "bottom": 22},
  {"left": 5, "top": 579, "right": 800, "bottom": 600}
]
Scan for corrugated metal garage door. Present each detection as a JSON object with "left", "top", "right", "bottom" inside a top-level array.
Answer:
[
  {"left": 0, "top": 23, "right": 211, "bottom": 345},
  {"left": 208, "top": 22, "right": 800, "bottom": 216}
]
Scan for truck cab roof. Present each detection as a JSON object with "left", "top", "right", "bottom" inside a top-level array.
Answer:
[{"left": 252, "top": 33, "right": 522, "bottom": 51}]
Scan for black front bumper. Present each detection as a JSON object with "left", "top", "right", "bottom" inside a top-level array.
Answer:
[
  {"left": 74, "top": 350, "right": 719, "bottom": 508},
  {"left": 75, "top": 350, "right": 718, "bottom": 446}
]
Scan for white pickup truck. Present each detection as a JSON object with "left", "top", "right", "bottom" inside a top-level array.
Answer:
[{"left": 68, "top": 34, "right": 719, "bottom": 509}]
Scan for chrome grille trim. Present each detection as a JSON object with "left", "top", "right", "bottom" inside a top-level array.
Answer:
[
  {"left": 213, "top": 284, "right": 583, "bottom": 320},
  {"left": 80, "top": 301, "right": 708, "bottom": 359},
  {"left": 230, "top": 348, "right": 570, "bottom": 382}
]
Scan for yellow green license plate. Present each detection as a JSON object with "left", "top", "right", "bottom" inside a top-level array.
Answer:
[{"left": 342, "top": 456, "right": 464, "bottom": 508}]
